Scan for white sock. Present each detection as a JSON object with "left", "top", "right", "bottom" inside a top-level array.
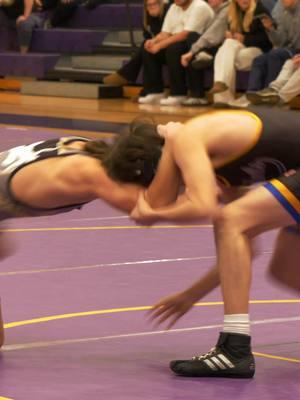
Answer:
[{"left": 223, "top": 314, "right": 250, "bottom": 336}]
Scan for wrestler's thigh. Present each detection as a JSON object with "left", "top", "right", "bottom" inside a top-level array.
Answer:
[{"left": 218, "top": 185, "right": 295, "bottom": 237}]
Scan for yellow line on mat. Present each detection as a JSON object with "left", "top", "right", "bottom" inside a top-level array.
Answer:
[
  {"left": 4, "top": 299, "right": 300, "bottom": 329},
  {"left": 254, "top": 352, "right": 300, "bottom": 364}
]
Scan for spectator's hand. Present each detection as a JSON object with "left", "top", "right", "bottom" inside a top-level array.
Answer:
[
  {"left": 144, "top": 39, "right": 155, "bottom": 51},
  {"left": 292, "top": 54, "right": 300, "bottom": 67},
  {"left": 181, "top": 51, "right": 193, "bottom": 67},
  {"left": 225, "top": 31, "right": 233, "bottom": 39},
  {"left": 148, "top": 43, "right": 161, "bottom": 54},
  {"left": 16, "top": 15, "right": 28, "bottom": 25},
  {"left": 233, "top": 32, "right": 244, "bottom": 43},
  {"left": 261, "top": 16, "right": 274, "bottom": 31},
  {"left": 34, "top": 0, "right": 43, "bottom": 9}
]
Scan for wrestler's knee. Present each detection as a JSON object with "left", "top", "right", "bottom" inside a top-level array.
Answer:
[{"left": 214, "top": 205, "right": 251, "bottom": 238}]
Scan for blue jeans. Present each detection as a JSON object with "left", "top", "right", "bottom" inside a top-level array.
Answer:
[
  {"left": 17, "top": 12, "right": 46, "bottom": 49},
  {"left": 247, "top": 48, "right": 295, "bottom": 91}
]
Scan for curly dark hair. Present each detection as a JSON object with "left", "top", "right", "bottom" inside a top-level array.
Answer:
[{"left": 84, "top": 117, "right": 164, "bottom": 187}]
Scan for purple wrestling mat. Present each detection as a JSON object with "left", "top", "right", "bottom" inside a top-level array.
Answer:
[{"left": 0, "top": 125, "right": 299, "bottom": 400}]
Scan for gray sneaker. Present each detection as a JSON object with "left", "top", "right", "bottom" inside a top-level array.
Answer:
[{"left": 246, "top": 88, "right": 279, "bottom": 105}]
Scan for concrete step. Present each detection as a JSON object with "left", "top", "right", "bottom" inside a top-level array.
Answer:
[
  {"left": 71, "top": 54, "right": 129, "bottom": 70},
  {"left": 21, "top": 80, "right": 122, "bottom": 99},
  {"left": 102, "top": 30, "right": 143, "bottom": 46}
]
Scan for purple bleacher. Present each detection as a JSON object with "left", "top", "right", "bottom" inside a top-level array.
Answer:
[
  {"left": 30, "top": 29, "right": 107, "bottom": 53},
  {"left": 66, "top": 4, "right": 142, "bottom": 29},
  {"left": 0, "top": 29, "right": 18, "bottom": 51},
  {"left": 0, "top": 52, "right": 59, "bottom": 78}
]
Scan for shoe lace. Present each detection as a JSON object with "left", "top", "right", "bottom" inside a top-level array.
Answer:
[{"left": 192, "top": 347, "right": 217, "bottom": 361}]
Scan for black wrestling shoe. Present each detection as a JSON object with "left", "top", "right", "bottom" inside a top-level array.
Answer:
[{"left": 170, "top": 332, "right": 255, "bottom": 378}]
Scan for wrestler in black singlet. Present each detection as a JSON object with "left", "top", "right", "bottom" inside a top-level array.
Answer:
[{"left": 214, "top": 107, "right": 300, "bottom": 223}]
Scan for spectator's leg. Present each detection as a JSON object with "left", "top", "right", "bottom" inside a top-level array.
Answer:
[
  {"left": 141, "top": 47, "right": 165, "bottom": 94},
  {"left": 165, "top": 41, "right": 189, "bottom": 96},
  {"left": 0, "top": 9, "right": 11, "bottom": 29},
  {"left": 103, "top": 46, "right": 143, "bottom": 86},
  {"left": 185, "top": 32, "right": 206, "bottom": 98},
  {"left": 186, "top": 65, "right": 205, "bottom": 98},
  {"left": 212, "top": 39, "right": 244, "bottom": 103},
  {"left": 265, "top": 48, "right": 293, "bottom": 86},
  {"left": 118, "top": 46, "right": 143, "bottom": 82},
  {"left": 0, "top": 10, "right": 17, "bottom": 50},
  {"left": 235, "top": 47, "right": 262, "bottom": 71},
  {"left": 269, "top": 59, "right": 294, "bottom": 93},
  {"left": 17, "top": 13, "right": 45, "bottom": 53},
  {"left": 277, "top": 64, "right": 300, "bottom": 103},
  {"left": 213, "top": 39, "right": 244, "bottom": 89},
  {"left": 247, "top": 53, "right": 269, "bottom": 91}
]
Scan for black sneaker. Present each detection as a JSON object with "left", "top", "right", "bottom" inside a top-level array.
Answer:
[{"left": 170, "top": 332, "right": 255, "bottom": 378}]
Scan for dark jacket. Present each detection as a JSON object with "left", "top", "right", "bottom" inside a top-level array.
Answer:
[
  {"left": 236, "top": 1, "right": 273, "bottom": 52},
  {"left": 143, "top": 3, "right": 170, "bottom": 39},
  {"left": 2, "top": 0, "right": 24, "bottom": 19}
]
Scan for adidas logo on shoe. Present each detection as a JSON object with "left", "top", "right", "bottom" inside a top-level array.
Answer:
[{"left": 170, "top": 332, "right": 255, "bottom": 378}]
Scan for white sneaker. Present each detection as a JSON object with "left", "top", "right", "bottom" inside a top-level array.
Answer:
[
  {"left": 160, "top": 96, "right": 187, "bottom": 106},
  {"left": 138, "top": 93, "right": 165, "bottom": 104},
  {"left": 228, "top": 95, "right": 250, "bottom": 108}
]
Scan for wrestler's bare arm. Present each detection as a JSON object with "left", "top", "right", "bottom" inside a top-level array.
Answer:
[
  {"left": 144, "top": 137, "right": 181, "bottom": 209},
  {"left": 132, "top": 128, "right": 220, "bottom": 222},
  {"left": 92, "top": 167, "right": 140, "bottom": 212}
]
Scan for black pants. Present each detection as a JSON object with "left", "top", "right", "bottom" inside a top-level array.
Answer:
[
  {"left": 118, "top": 45, "right": 143, "bottom": 83},
  {"left": 186, "top": 45, "right": 219, "bottom": 98},
  {"left": 46, "top": 0, "right": 79, "bottom": 27},
  {"left": 247, "top": 48, "right": 297, "bottom": 91},
  {"left": 142, "top": 32, "right": 200, "bottom": 96}
]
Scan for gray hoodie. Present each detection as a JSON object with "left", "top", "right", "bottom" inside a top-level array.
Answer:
[
  {"left": 190, "top": 1, "right": 229, "bottom": 55},
  {"left": 269, "top": 0, "right": 300, "bottom": 49}
]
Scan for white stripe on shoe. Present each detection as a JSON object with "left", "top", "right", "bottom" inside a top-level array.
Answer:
[
  {"left": 203, "top": 359, "right": 218, "bottom": 371},
  {"left": 210, "top": 356, "right": 226, "bottom": 369},
  {"left": 203, "top": 354, "right": 235, "bottom": 371},
  {"left": 218, "top": 354, "right": 235, "bottom": 368}
]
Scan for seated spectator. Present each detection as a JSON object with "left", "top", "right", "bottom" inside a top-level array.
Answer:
[
  {"left": 180, "top": 0, "right": 229, "bottom": 106},
  {"left": 0, "top": 0, "right": 78, "bottom": 53},
  {"left": 246, "top": 0, "right": 300, "bottom": 93},
  {"left": 138, "top": 0, "right": 214, "bottom": 106},
  {"left": 247, "top": 52, "right": 300, "bottom": 106},
  {"left": 0, "top": 0, "right": 34, "bottom": 52},
  {"left": 42, "top": 0, "right": 78, "bottom": 29},
  {"left": 209, "top": 0, "right": 272, "bottom": 107},
  {"left": 103, "top": 0, "right": 170, "bottom": 87}
]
